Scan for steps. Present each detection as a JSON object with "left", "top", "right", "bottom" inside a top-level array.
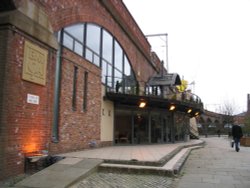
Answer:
[
  {"left": 12, "top": 140, "right": 205, "bottom": 187},
  {"left": 99, "top": 145, "right": 203, "bottom": 176}
]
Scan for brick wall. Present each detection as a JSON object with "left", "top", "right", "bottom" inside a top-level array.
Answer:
[
  {"left": 1, "top": 0, "right": 162, "bottom": 179},
  {"left": 0, "top": 27, "right": 55, "bottom": 179},
  {"left": 49, "top": 49, "right": 102, "bottom": 154},
  {"left": 33, "top": 0, "right": 158, "bottom": 83}
]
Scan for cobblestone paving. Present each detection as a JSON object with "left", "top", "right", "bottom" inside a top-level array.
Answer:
[{"left": 71, "top": 172, "right": 176, "bottom": 188}]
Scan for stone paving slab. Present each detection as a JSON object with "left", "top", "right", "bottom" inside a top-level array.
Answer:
[
  {"left": 13, "top": 137, "right": 250, "bottom": 188},
  {"left": 11, "top": 139, "right": 204, "bottom": 188},
  {"left": 99, "top": 146, "right": 203, "bottom": 176},
  {"left": 60, "top": 140, "right": 204, "bottom": 163},
  {"left": 15, "top": 158, "right": 103, "bottom": 188},
  {"left": 176, "top": 137, "right": 250, "bottom": 188}
]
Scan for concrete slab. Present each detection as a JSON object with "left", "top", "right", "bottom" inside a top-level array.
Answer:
[
  {"left": 99, "top": 146, "right": 203, "bottom": 176},
  {"left": 60, "top": 139, "right": 204, "bottom": 163},
  {"left": 15, "top": 158, "right": 103, "bottom": 188},
  {"left": 13, "top": 139, "right": 204, "bottom": 187}
]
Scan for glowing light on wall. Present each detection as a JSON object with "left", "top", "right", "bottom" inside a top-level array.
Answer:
[
  {"left": 139, "top": 101, "right": 146, "bottom": 108},
  {"left": 169, "top": 105, "right": 176, "bottom": 111},
  {"left": 195, "top": 112, "right": 200, "bottom": 116},
  {"left": 22, "top": 130, "right": 44, "bottom": 154},
  {"left": 23, "top": 143, "right": 38, "bottom": 153}
]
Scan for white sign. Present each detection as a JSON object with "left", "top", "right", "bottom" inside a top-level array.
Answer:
[{"left": 27, "top": 94, "right": 40, "bottom": 105}]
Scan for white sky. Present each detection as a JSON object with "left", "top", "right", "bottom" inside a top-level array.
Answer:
[{"left": 123, "top": 0, "right": 250, "bottom": 114}]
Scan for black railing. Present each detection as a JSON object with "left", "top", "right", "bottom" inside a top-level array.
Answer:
[
  {"left": 166, "top": 92, "right": 202, "bottom": 105},
  {"left": 105, "top": 76, "right": 203, "bottom": 107},
  {"left": 105, "top": 76, "right": 140, "bottom": 95}
]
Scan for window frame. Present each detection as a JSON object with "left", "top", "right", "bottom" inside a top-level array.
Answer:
[{"left": 60, "top": 22, "right": 136, "bottom": 89}]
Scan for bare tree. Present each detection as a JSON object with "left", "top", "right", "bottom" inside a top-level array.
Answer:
[
  {"left": 219, "top": 100, "right": 236, "bottom": 116},
  {"left": 218, "top": 100, "right": 236, "bottom": 128}
]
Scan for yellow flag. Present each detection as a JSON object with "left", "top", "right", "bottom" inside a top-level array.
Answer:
[{"left": 176, "top": 80, "right": 188, "bottom": 92}]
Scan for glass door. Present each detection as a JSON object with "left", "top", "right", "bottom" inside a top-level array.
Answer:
[
  {"left": 133, "top": 111, "right": 149, "bottom": 144},
  {"left": 114, "top": 109, "right": 132, "bottom": 144},
  {"left": 151, "top": 112, "right": 162, "bottom": 143}
]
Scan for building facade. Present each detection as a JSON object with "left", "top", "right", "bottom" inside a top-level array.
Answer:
[
  {"left": 197, "top": 94, "right": 250, "bottom": 136},
  {"left": 0, "top": 0, "right": 203, "bottom": 179}
]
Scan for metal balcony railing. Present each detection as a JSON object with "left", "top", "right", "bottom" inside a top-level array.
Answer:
[
  {"left": 105, "top": 76, "right": 140, "bottom": 95},
  {"left": 105, "top": 76, "right": 203, "bottom": 107}
]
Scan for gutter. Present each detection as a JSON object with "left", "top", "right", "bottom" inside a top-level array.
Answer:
[{"left": 52, "top": 31, "right": 63, "bottom": 143}]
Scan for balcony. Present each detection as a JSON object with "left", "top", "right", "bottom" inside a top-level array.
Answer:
[{"left": 104, "top": 75, "right": 204, "bottom": 117}]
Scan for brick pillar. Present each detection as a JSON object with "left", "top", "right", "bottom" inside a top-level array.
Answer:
[{"left": 0, "top": 27, "right": 9, "bottom": 181}]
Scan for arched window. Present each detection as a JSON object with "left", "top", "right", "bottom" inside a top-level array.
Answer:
[
  {"left": 59, "top": 23, "right": 136, "bottom": 90},
  {"left": 114, "top": 41, "right": 123, "bottom": 71},
  {"left": 64, "top": 24, "right": 84, "bottom": 56},
  {"left": 86, "top": 24, "right": 101, "bottom": 66}
]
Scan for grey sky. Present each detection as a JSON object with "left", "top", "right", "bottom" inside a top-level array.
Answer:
[{"left": 123, "top": 0, "right": 250, "bottom": 114}]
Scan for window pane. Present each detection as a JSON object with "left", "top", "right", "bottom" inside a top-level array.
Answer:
[
  {"left": 102, "top": 60, "right": 107, "bottom": 83},
  {"left": 65, "top": 24, "right": 84, "bottom": 42},
  {"left": 86, "top": 24, "right": 101, "bottom": 55},
  {"left": 93, "top": 54, "right": 100, "bottom": 66},
  {"left": 102, "top": 30, "right": 113, "bottom": 63},
  {"left": 85, "top": 48, "right": 93, "bottom": 62},
  {"left": 114, "top": 41, "right": 123, "bottom": 71},
  {"left": 63, "top": 33, "right": 73, "bottom": 50},
  {"left": 107, "top": 63, "right": 112, "bottom": 87},
  {"left": 114, "top": 69, "right": 122, "bottom": 83},
  {"left": 86, "top": 48, "right": 100, "bottom": 67},
  {"left": 74, "top": 41, "right": 83, "bottom": 56},
  {"left": 124, "top": 55, "right": 131, "bottom": 76}
]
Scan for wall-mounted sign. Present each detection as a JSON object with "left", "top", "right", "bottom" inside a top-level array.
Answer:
[
  {"left": 27, "top": 94, "right": 40, "bottom": 105},
  {"left": 22, "top": 40, "right": 48, "bottom": 86}
]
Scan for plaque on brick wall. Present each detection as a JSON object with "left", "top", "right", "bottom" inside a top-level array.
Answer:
[{"left": 22, "top": 40, "right": 48, "bottom": 86}]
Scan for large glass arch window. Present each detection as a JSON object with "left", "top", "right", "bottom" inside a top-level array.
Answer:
[
  {"left": 102, "top": 30, "right": 113, "bottom": 85},
  {"left": 86, "top": 24, "right": 101, "bottom": 66},
  {"left": 64, "top": 24, "right": 84, "bottom": 56},
  {"left": 59, "top": 22, "right": 136, "bottom": 93},
  {"left": 64, "top": 24, "right": 84, "bottom": 42},
  {"left": 124, "top": 56, "right": 131, "bottom": 76},
  {"left": 114, "top": 41, "right": 123, "bottom": 71},
  {"left": 102, "top": 30, "right": 113, "bottom": 63}
]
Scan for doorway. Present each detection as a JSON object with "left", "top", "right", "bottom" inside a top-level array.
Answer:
[{"left": 114, "top": 108, "right": 174, "bottom": 145}]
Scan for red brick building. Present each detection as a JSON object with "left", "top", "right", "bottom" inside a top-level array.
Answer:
[{"left": 0, "top": 0, "right": 203, "bottom": 179}]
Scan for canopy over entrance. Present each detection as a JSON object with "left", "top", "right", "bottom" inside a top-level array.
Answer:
[{"left": 147, "top": 73, "right": 181, "bottom": 86}]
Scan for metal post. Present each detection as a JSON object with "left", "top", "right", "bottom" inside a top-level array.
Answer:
[
  {"left": 145, "top": 33, "right": 168, "bottom": 72},
  {"left": 171, "top": 112, "right": 175, "bottom": 143},
  {"left": 132, "top": 111, "right": 135, "bottom": 144},
  {"left": 148, "top": 111, "right": 151, "bottom": 144}
]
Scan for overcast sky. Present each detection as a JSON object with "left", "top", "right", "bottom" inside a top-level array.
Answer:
[{"left": 123, "top": 0, "right": 250, "bottom": 114}]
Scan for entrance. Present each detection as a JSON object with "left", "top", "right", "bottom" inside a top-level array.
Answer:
[
  {"left": 151, "top": 112, "right": 173, "bottom": 143},
  {"left": 114, "top": 109, "right": 132, "bottom": 144},
  {"left": 133, "top": 111, "right": 149, "bottom": 144},
  {"left": 114, "top": 108, "right": 174, "bottom": 145}
]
